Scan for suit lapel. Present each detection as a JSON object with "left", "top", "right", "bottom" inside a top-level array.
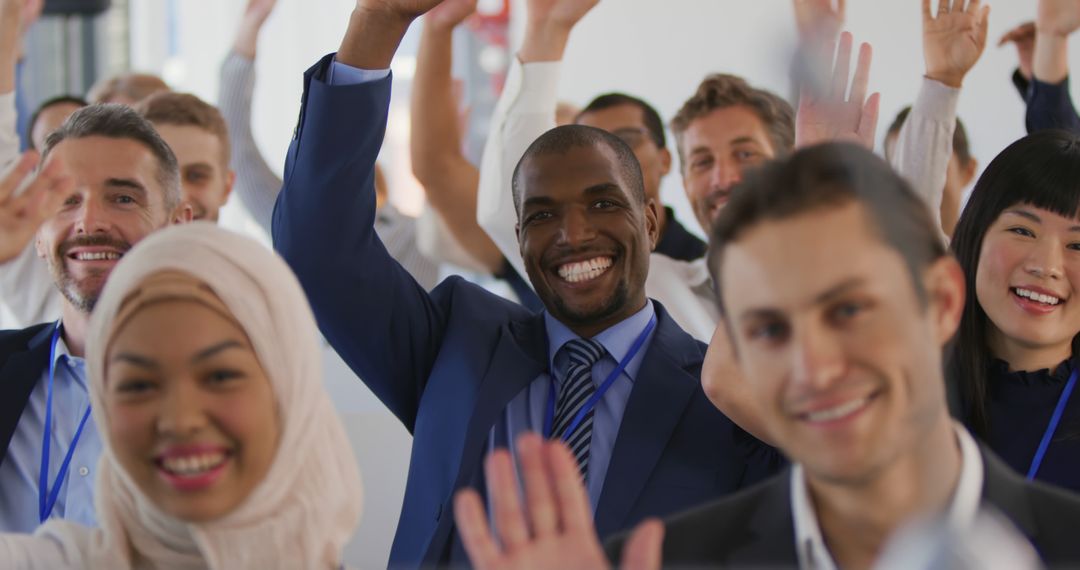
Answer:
[
  {"left": 424, "top": 313, "right": 549, "bottom": 564},
  {"left": 0, "top": 325, "right": 54, "bottom": 463},
  {"left": 594, "top": 306, "right": 702, "bottom": 537},
  {"left": 980, "top": 444, "right": 1039, "bottom": 540},
  {"left": 727, "top": 472, "right": 799, "bottom": 567}
]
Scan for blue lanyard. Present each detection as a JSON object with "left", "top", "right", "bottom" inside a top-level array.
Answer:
[
  {"left": 543, "top": 315, "right": 656, "bottom": 440},
  {"left": 1026, "top": 365, "right": 1078, "bottom": 481},
  {"left": 38, "top": 322, "right": 93, "bottom": 524}
]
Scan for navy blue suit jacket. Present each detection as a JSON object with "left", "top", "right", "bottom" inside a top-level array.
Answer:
[
  {"left": 272, "top": 54, "right": 781, "bottom": 568},
  {"left": 0, "top": 323, "right": 52, "bottom": 467}
]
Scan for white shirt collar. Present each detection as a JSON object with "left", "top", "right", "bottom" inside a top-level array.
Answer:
[{"left": 790, "top": 423, "right": 984, "bottom": 570}]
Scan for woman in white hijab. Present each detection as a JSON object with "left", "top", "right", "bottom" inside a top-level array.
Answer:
[{"left": 1, "top": 222, "right": 363, "bottom": 569}]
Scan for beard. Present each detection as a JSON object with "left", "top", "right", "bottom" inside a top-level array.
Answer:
[
  {"left": 47, "top": 234, "right": 131, "bottom": 314},
  {"left": 549, "top": 278, "right": 631, "bottom": 330}
]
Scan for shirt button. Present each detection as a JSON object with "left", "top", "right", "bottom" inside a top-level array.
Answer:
[{"left": 78, "top": 467, "right": 89, "bottom": 477}]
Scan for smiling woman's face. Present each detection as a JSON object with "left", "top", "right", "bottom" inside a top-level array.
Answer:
[
  {"left": 976, "top": 204, "right": 1080, "bottom": 368},
  {"left": 104, "top": 297, "right": 279, "bottom": 522}
]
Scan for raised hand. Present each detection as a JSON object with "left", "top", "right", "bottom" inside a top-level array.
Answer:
[
  {"left": 519, "top": 0, "right": 600, "bottom": 62},
  {"left": 425, "top": 0, "right": 476, "bottom": 31},
  {"left": 1037, "top": 0, "right": 1080, "bottom": 38},
  {"left": 702, "top": 323, "right": 774, "bottom": 445},
  {"left": 795, "top": 32, "right": 880, "bottom": 150},
  {"left": 922, "top": 0, "right": 990, "bottom": 88},
  {"left": 339, "top": 0, "right": 447, "bottom": 70},
  {"left": 357, "top": 0, "right": 449, "bottom": 21},
  {"left": 793, "top": 0, "right": 845, "bottom": 44},
  {"left": 454, "top": 433, "right": 663, "bottom": 570},
  {"left": 233, "top": 0, "right": 280, "bottom": 58},
  {"left": 999, "top": 22, "right": 1036, "bottom": 81},
  {"left": 0, "top": 152, "right": 73, "bottom": 264}
]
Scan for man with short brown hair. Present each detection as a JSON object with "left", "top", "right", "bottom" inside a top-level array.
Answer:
[{"left": 135, "top": 92, "right": 236, "bottom": 222}]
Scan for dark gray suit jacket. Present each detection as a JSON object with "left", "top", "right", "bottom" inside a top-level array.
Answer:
[{"left": 606, "top": 444, "right": 1080, "bottom": 568}]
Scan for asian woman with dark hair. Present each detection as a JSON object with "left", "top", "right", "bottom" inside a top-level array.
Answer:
[{"left": 949, "top": 129, "right": 1080, "bottom": 492}]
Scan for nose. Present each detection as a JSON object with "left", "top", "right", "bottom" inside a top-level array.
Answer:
[
  {"left": 709, "top": 158, "right": 741, "bottom": 191},
  {"left": 73, "top": 197, "right": 110, "bottom": 235},
  {"left": 557, "top": 206, "right": 597, "bottom": 246},
  {"left": 789, "top": 322, "right": 846, "bottom": 392},
  {"left": 156, "top": 380, "right": 207, "bottom": 437},
  {"left": 1024, "top": 237, "right": 1065, "bottom": 280}
]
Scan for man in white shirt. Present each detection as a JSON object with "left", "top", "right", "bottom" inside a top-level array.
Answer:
[{"left": 454, "top": 142, "right": 1080, "bottom": 570}]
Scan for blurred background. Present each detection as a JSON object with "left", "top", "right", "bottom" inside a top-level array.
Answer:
[{"left": 20, "top": 0, "right": 1080, "bottom": 566}]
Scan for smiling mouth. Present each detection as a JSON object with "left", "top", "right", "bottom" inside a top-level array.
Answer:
[
  {"left": 1012, "top": 287, "right": 1064, "bottom": 307},
  {"left": 157, "top": 451, "right": 229, "bottom": 477},
  {"left": 69, "top": 251, "right": 122, "bottom": 262},
  {"left": 557, "top": 256, "right": 613, "bottom": 283},
  {"left": 799, "top": 392, "right": 877, "bottom": 424}
]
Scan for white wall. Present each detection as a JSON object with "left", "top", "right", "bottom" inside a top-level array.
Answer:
[{"left": 125, "top": 1, "right": 1080, "bottom": 567}]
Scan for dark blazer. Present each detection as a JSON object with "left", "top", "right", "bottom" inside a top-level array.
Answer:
[
  {"left": 0, "top": 323, "right": 53, "bottom": 467},
  {"left": 606, "top": 444, "right": 1080, "bottom": 568},
  {"left": 272, "top": 54, "right": 781, "bottom": 569}
]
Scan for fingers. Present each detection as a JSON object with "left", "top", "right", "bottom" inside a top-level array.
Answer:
[
  {"left": 0, "top": 151, "right": 39, "bottom": 204},
  {"left": 830, "top": 32, "right": 853, "bottom": 100},
  {"left": 486, "top": 448, "right": 531, "bottom": 550},
  {"left": 621, "top": 519, "right": 665, "bottom": 570},
  {"left": 517, "top": 433, "right": 559, "bottom": 538},
  {"left": 922, "top": 0, "right": 933, "bottom": 20},
  {"left": 965, "top": 0, "right": 980, "bottom": 16},
  {"left": 848, "top": 41, "right": 872, "bottom": 106},
  {"left": 454, "top": 489, "right": 503, "bottom": 570},
  {"left": 836, "top": 0, "right": 845, "bottom": 18},
  {"left": 857, "top": 92, "right": 881, "bottom": 150},
  {"left": 547, "top": 439, "right": 596, "bottom": 534}
]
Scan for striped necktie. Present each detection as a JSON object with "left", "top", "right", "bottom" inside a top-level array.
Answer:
[{"left": 551, "top": 338, "right": 606, "bottom": 480}]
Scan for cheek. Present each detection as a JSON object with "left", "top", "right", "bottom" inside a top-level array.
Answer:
[
  {"left": 106, "top": 402, "right": 157, "bottom": 462},
  {"left": 217, "top": 390, "right": 280, "bottom": 468},
  {"left": 974, "top": 238, "right": 1020, "bottom": 307}
]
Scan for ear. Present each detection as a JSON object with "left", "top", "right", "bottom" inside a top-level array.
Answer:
[
  {"left": 222, "top": 169, "right": 236, "bottom": 202},
  {"left": 925, "top": 256, "right": 966, "bottom": 346},
  {"left": 959, "top": 158, "right": 978, "bottom": 188},
  {"left": 644, "top": 197, "right": 660, "bottom": 251},
  {"left": 658, "top": 147, "right": 672, "bottom": 177},
  {"left": 172, "top": 202, "right": 194, "bottom": 224}
]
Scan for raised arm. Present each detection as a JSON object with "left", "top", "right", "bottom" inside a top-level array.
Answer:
[
  {"left": 0, "top": 152, "right": 71, "bottom": 264},
  {"left": 794, "top": 31, "right": 880, "bottom": 149},
  {"left": 475, "top": 0, "right": 597, "bottom": 282},
  {"left": 271, "top": 0, "right": 450, "bottom": 429},
  {"left": 891, "top": 0, "right": 988, "bottom": 242},
  {"left": 411, "top": 0, "right": 504, "bottom": 273},
  {"left": 218, "top": 0, "right": 284, "bottom": 233},
  {"left": 1027, "top": 0, "right": 1080, "bottom": 133},
  {"left": 0, "top": 0, "right": 22, "bottom": 167}
]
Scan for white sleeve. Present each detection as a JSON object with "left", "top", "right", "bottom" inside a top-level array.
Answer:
[
  {"left": 0, "top": 91, "right": 20, "bottom": 172},
  {"left": 475, "top": 58, "right": 561, "bottom": 284},
  {"left": 891, "top": 77, "right": 958, "bottom": 245},
  {"left": 0, "top": 241, "right": 60, "bottom": 329}
]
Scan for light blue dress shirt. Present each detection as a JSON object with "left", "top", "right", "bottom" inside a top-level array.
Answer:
[
  {"left": 0, "top": 325, "right": 102, "bottom": 532},
  {"left": 489, "top": 301, "right": 657, "bottom": 510}
]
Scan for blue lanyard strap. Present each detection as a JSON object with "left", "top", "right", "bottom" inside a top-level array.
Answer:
[
  {"left": 38, "top": 322, "right": 94, "bottom": 524},
  {"left": 1026, "top": 365, "right": 1078, "bottom": 481},
  {"left": 543, "top": 315, "right": 657, "bottom": 441}
]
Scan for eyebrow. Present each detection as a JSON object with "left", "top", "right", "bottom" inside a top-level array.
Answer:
[
  {"left": 1004, "top": 208, "right": 1080, "bottom": 232},
  {"left": 109, "top": 340, "right": 246, "bottom": 369},
  {"left": 104, "top": 178, "right": 148, "bottom": 196},
  {"left": 737, "top": 277, "right": 867, "bottom": 321},
  {"left": 583, "top": 182, "right": 623, "bottom": 196}
]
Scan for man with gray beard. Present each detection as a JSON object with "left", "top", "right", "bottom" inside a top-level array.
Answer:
[{"left": 0, "top": 104, "right": 191, "bottom": 533}]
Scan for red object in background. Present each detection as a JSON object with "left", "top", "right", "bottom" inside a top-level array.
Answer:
[{"left": 469, "top": 0, "right": 511, "bottom": 95}]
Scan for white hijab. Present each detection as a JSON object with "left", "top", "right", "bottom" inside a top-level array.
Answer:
[{"left": 2, "top": 222, "right": 362, "bottom": 569}]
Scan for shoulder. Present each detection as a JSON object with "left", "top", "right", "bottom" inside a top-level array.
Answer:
[
  {"left": 430, "top": 275, "right": 538, "bottom": 325},
  {"left": 606, "top": 472, "right": 793, "bottom": 566},
  {"left": 0, "top": 323, "right": 52, "bottom": 361}
]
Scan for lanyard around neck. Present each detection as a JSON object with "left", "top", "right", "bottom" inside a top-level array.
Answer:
[
  {"left": 1026, "top": 365, "right": 1078, "bottom": 481},
  {"left": 38, "top": 321, "right": 93, "bottom": 524},
  {"left": 543, "top": 314, "right": 657, "bottom": 441}
]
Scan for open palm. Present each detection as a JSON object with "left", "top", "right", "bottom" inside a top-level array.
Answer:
[
  {"left": 0, "top": 153, "right": 72, "bottom": 264},
  {"left": 426, "top": 0, "right": 476, "bottom": 29},
  {"left": 922, "top": 0, "right": 989, "bottom": 86},
  {"left": 526, "top": 0, "right": 599, "bottom": 28}
]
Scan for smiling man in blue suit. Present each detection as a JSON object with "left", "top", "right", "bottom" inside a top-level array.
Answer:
[{"left": 271, "top": 1, "right": 781, "bottom": 567}]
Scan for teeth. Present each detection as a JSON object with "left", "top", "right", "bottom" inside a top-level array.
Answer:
[
  {"left": 73, "top": 251, "right": 121, "bottom": 261},
  {"left": 557, "top": 257, "right": 613, "bottom": 283},
  {"left": 804, "top": 396, "right": 871, "bottom": 423},
  {"left": 1014, "top": 288, "right": 1061, "bottom": 306},
  {"left": 161, "top": 452, "right": 226, "bottom": 476}
]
